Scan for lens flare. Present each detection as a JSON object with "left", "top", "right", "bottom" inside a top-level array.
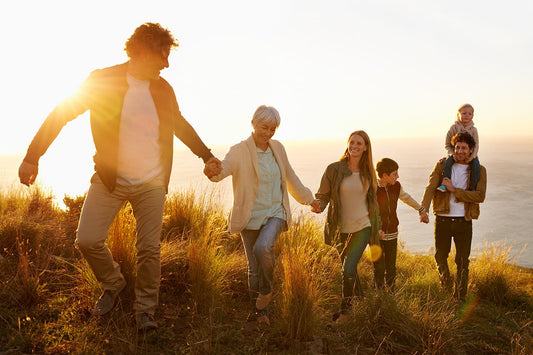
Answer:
[{"left": 367, "top": 244, "right": 383, "bottom": 262}]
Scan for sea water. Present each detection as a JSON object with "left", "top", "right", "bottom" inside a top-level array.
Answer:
[{"left": 2, "top": 136, "right": 531, "bottom": 267}]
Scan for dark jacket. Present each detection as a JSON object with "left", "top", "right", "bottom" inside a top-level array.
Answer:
[
  {"left": 23, "top": 62, "right": 213, "bottom": 192},
  {"left": 315, "top": 160, "right": 381, "bottom": 246}
]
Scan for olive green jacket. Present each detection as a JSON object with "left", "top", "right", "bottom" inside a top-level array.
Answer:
[{"left": 315, "top": 160, "right": 381, "bottom": 247}]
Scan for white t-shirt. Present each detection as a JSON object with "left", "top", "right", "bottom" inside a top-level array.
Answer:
[
  {"left": 440, "top": 163, "right": 468, "bottom": 217},
  {"left": 116, "top": 74, "right": 162, "bottom": 185}
]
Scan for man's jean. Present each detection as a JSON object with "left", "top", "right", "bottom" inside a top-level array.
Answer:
[
  {"left": 76, "top": 174, "right": 166, "bottom": 315},
  {"left": 434, "top": 216, "right": 472, "bottom": 299},
  {"left": 240, "top": 217, "right": 285, "bottom": 312}
]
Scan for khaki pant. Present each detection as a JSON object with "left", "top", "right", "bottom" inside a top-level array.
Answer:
[{"left": 76, "top": 174, "right": 166, "bottom": 315}]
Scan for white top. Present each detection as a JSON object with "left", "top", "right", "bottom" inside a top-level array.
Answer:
[
  {"left": 339, "top": 172, "right": 371, "bottom": 233},
  {"left": 116, "top": 74, "right": 162, "bottom": 185},
  {"left": 440, "top": 164, "right": 469, "bottom": 217},
  {"left": 246, "top": 146, "right": 285, "bottom": 230}
]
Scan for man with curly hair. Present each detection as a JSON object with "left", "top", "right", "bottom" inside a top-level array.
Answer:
[
  {"left": 421, "top": 132, "right": 486, "bottom": 301},
  {"left": 18, "top": 23, "right": 221, "bottom": 331}
]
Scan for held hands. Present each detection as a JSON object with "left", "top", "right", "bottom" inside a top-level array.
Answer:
[
  {"left": 203, "top": 157, "right": 222, "bottom": 179},
  {"left": 310, "top": 199, "right": 321, "bottom": 213},
  {"left": 419, "top": 211, "right": 429, "bottom": 224},
  {"left": 18, "top": 161, "right": 38, "bottom": 186}
]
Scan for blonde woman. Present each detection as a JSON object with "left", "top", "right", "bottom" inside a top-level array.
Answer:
[
  {"left": 205, "top": 105, "right": 316, "bottom": 325},
  {"left": 312, "top": 130, "right": 381, "bottom": 322}
]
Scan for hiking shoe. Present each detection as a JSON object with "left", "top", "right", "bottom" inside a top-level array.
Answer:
[
  {"left": 255, "top": 292, "right": 272, "bottom": 310},
  {"left": 256, "top": 315, "right": 270, "bottom": 327},
  {"left": 332, "top": 311, "right": 349, "bottom": 324},
  {"left": 93, "top": 280, "right": 126, "bottom": 316},
  {"left": 136, "top": 312, "right": 158, "bottom": 332},
  {"left": 437, "top": 185, "right": 446, "bottom": 192}
]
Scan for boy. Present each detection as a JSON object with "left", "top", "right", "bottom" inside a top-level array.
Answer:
[
  {"left": 438, "top": 103, "right": 480, "bottom": 192},
  {"left": 374, "top": 158, "right": 429, "bottom": 289}
]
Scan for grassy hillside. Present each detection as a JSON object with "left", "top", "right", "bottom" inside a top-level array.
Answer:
[{"left": 0, "top": 186, "right": 531, "bottom": 354}]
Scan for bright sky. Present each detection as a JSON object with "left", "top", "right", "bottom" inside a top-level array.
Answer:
[{"left": 1, "top": 0, "right": 532, "bottom": 157}]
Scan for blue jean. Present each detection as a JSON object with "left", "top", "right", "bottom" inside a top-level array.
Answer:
[
  {"left": 240, "top": 217, "right": 285, "bottom": 311},
  {"left": 442, "top": 155, "right": 480, "bottom": 190},
  {"left": 338, "top": 227, "right": 371, "bottom": 310}
]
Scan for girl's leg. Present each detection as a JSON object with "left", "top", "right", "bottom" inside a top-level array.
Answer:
[{"left": 469, "top": 157, "right": 481, "bottom": 190}]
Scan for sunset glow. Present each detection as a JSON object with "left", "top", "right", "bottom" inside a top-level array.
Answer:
[{"left": 2, "top": 0, "right": 532, "bottom": 158}]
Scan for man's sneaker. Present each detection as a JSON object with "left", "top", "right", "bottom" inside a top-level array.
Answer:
[
  {"left": 256, "top": 314, "right": 270, "bottom": 327},
  {"left": 332, "top": 311, "right": 349, "bottom": 324},
  {"left": 93, "top": 280, "right": 126, "bottom": 316},
  {"left": 136, "top": 312, "right": 158, "bottom": 332},
  {"left": 255, "top": 292, "right": 272, "bottom": 310},
  {"left": 437, "top": 185, "right": 446, "bottom": 192}
]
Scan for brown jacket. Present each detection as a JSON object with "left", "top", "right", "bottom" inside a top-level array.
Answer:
[
  {"left": 23, "top": 62, "right": 213, "bottom": 192},
  {"left": 421, "top": 157, "right": 487, "bottom": 220}
]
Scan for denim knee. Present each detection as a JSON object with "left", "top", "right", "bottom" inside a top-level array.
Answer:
[{"left": 253, "top": 242, "right": 271, "bottom": 259}]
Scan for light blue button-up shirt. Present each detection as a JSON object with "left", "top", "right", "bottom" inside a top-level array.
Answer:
[{"left": 246, "top": 146, "right": 285, "bottom": 230}]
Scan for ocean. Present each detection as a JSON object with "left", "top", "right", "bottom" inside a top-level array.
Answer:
[{"left": 2, "top": 135, "right": 532, "bottom": 268}]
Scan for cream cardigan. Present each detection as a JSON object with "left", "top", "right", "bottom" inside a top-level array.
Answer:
[{"left": 210, "top": 135, "right": 314, "bottom": 233}]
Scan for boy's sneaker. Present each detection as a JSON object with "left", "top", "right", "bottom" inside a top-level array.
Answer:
[
  {"left": 92, "top": 279, "right": 126, "bottom": 316},
  {"left": 437, "top": 185, "right": 446, "bottom": 192}
]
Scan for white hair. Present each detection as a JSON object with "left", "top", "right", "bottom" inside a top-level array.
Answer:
[{"left": 251, "top": 105, "right": 281, "bottom": 128}]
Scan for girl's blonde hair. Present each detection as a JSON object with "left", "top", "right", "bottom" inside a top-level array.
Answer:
[{"left": 457, "top": 103, "right": 474, "bottom": 112}]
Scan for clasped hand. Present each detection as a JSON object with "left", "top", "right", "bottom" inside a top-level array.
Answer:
[{"left": 203, "top": 157, "right": 222, "bottom": 179}]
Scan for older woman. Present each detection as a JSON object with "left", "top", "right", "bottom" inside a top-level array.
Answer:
[
  {"left": 205, "top": 105, "right": 316, "bottom": 325},
  {"left": 312, "top": 130, "right": 381, "bottom": 323}
]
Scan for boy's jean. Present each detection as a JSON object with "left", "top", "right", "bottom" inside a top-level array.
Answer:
[
  {"left": 240, "top": 217, "right": 285, "bottom": 312},
  {"left": 373, "top": 238, "right": 398, "bottom": 289},
  {"left": 338, "top": 227, "right": 371, "bottom": 311},
  {"left": 442, "top": 155, "right": 480, "bottom": 190}
]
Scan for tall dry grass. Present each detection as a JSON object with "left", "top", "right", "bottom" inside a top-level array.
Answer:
[
  {"left": 276, "top": 213, "right": 339, "bottom": 340},
  {"left": 0, "top": 184, "right": 532, "bottom": 353},
  {"left": 164, "top": 189, "right": 244, "bottom": 315}
]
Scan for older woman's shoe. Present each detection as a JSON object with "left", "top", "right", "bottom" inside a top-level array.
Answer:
[{"left": 256, "top": 292, "right": 272, "bottom": 310}]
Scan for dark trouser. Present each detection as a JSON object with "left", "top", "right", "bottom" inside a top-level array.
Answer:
[
  {"left": 442, "top": 155, "right": 481, "bottom": 190},
  {"left": 434, "top": 216, "right": 472, "bottom": 300},
  {"left": 338, "top": 227, "right": 371, "bottom": 312},
  {"left": 373, "top": 238, "right": 398, "bottom": 289}
]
